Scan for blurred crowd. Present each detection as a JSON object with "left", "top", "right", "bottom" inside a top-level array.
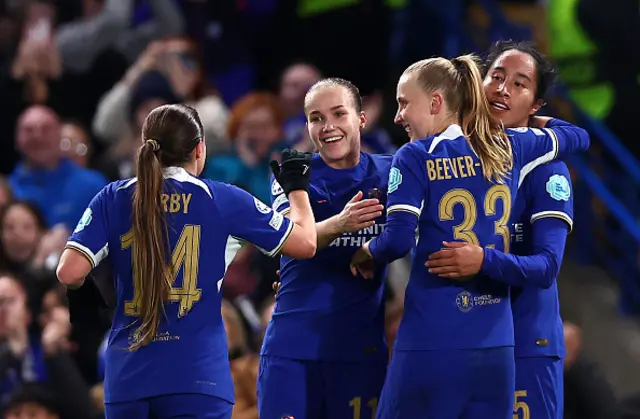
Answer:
[{"left": 0, "top": 0, "right": 635, "bottom": 418}]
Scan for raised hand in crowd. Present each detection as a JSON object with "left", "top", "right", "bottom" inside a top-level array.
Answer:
[{"left": 41, "top": 306, "right": 72, "bottom": 356}]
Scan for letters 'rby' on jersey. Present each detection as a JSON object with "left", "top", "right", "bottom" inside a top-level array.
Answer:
[
  {"left": 66, "top": 167, "right": 293, "bottom": 404},
  {"left": 368, "top": 123, "right": 589, "bottom": 351},
  {"left": 262, "top": 152, "right": 392, "bottom": 362},
  {"left": 510, "top": 159, "right": 573, "bottom": 359}
]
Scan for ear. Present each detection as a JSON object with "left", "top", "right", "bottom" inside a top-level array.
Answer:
[
  {"left": 359, "top": 111, "right": 367, "bottom": 130},
  {"left": 430, "top": 92, "right": 444, "bottom": 115},
  {"left": 529, "top": 99, "right": 544, "bottom": 116},
  {"left": 194, "top": 139, "right": 205, "bottom": 159}
]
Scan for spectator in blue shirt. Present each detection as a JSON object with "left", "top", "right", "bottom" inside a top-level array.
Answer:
[{"left": 9, "top": 106, "right": 106, "bottom": 230}]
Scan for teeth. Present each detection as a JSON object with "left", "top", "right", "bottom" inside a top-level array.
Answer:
[
  {"left": 323, "top": 136, "right": 343, "bottom": 143},
  {"left": 491, "top": 103, "right": 508, "bottom": 110}
]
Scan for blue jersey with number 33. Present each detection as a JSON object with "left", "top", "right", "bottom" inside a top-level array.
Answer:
[
  {"left": 368, "top": 123, "right": 589, "bottom": 351},
  {"left": 65, "top": 166, "right": 293, "bottom": 404}
]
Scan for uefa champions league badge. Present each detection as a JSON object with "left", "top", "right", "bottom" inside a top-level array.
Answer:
[{"left": 545, "top": 174, "right": 571, "bottom": 202}]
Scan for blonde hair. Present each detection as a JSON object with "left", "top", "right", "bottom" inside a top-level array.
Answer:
[{"left": 404, "top": 55, "right": 513, "bottom": 183}]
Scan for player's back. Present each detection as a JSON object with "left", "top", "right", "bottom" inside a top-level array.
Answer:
[
  {"left": 102, "top": 168, "right": 241, "bottom": 404},
  {"left": 264, "top": 152, "right": 391, "bottom": 362},
  {"left": 395, "top": 125, "right": 515, "bottom": 352}
]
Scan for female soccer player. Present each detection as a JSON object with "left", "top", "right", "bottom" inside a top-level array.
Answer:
[
  {"left": 350, "top": 55, "right": 589, "bottom": 418},
  {"left": 55, "top": 103, "right": 317, "bottom": 419},
  {"left": 426, "top": 41, "right": 570, "bottom": 419},
  {"left": 259, "top": 78, "right": 391, "bottom": 419}
]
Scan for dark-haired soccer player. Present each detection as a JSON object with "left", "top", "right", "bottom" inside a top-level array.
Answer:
[
  {"left": 351, "top": 55, "right": 589, "bottom": 418},
  {"left": 258, "top": 78, "right": 392, "bottom": 419},
  {"left": 426, "top": 41, "right": 571, "bottom": 419},
  {"left": 56, "top": 104, "right": 317, "bottom": 419}
]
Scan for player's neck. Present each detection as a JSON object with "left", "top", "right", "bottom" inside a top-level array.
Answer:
[
  {"left": 431, "top": 117, "right": 457, "bottom": 136},
  {"left": 325, "top": 150, "right": 360, "bottom": 170},
  {"left": 180, "top": 162, "right": 199, "bottom": 177}
]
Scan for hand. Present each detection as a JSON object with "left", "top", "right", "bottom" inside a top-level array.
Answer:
[
  {"left": 41, "top": 306, "right": 72, "bottom": 355},
  {"left": 32, "top": 224, "right": 70, "bottom": 268},
  {"left": 350, "top": 241, "right": 375, "bottom": 279},
  {"left": 272, "top": 270, "right": 280, "bottom": 295},
  {"left": 162, "top": 53, "right": 198, "bottom": 98},
  {"left": 269, "top": 149, "right": 313, "bottom": 196},
  {"left": 335, "top": 191, "right": 383, "bottom": 234},
  {"left": 425, "top": 241, "right": 483, "bottom": 280},
  {"left": 529, "top": 116, "right": 552, "bottom": 129}
]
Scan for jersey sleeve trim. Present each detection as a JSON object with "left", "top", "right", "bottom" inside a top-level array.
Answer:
[
  {"left": 530, "top": 210, "right": 573, "bottom": 232},
  {"left": 256, "top": 220, "right": 294, "bottom": 257},
  {"left": 387, "top": 203, "right": 422, "bottom": 218},
  {"left": 518, "top": 128, "right": 559, "bottom": 188},
  {"left": 65, "top": 241, "right": 109, "bottom": 269}
]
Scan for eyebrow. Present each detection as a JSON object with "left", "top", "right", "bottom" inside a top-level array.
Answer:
[
  {"left": 493, "top": 66, "right": 533, "bottom": 83},
  {"left": 308, "top": 105, "right": 345, "bottom": 115}
]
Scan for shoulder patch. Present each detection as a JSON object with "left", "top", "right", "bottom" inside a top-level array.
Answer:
[
  {"left": 510, "top": 127, "right": 529, "bottom": 133},
  {"left": 254, "top": 197, "right": 272, "bottom": 214},
  {"left": 546, "top": 174, "right": 571, "bottom": 201},
  {"left": 388, "top": 167, "right": 403, "bottom": 194},
  {"left": 74, "top": 208, "right": 93, "bottom": 233},
  {"left": 271, "top": 180, "right": 283, "bottom": 196}
]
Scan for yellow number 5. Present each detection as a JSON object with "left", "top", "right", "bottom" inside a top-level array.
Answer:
[
  {"left": 513, "top": 390, "right": 530, "bottom": 419},
  {"left": 121, "top": 224, "right": 202, "bottom": 317},
  {"left": 349, "top": 397, "right": 378, "bottom": 419},
  {"left": 439, "top": 185, "right": 511, "bottom": 252}
]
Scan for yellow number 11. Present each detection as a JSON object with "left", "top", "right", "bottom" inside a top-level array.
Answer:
[
  {"left": 349, "top": 397, "right": 378, "bottom": 419},
  {"left": 121, "top": 224, "right": 203, "bottom": 317}
]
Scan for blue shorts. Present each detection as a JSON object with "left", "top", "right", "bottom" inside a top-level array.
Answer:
[
  {"left": 258, "top": 355, "right": 387, "bottom": 419},
  {"left": 514, "top": 357, "right": 564, "bottom": 419},
  {"left": 377, "top": 347, "right": 515, "bottom": 419},
  {"left": 105, "top": 393, "right": 232, "bottom": 419}
]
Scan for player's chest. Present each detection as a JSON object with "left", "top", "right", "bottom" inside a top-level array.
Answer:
[{"left": 310, "top": 176, "right": 388, "bottom": 222}]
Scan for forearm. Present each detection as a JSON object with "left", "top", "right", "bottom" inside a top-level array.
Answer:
[
  {"left": 287, "top": 191, "right": 317, "bottom": 247},
  {"left": 316, "top": 216, "right": 342, "bottom": 249},
  {"left": 481, "top": 217, "right": 569, "bottom": 288},
  {"left": 369, "top": 212, "right": 417, "bottom": 264}
]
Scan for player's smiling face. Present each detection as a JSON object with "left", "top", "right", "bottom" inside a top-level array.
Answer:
[
  {"left": 305, "top": 85, "right": 365, "bottom": 167},
  {"left": 483, "top": 49, "right": 543, "bottom": 128},
  {"left": 394, "top": 73, "right": 437, "bottom": 141}
]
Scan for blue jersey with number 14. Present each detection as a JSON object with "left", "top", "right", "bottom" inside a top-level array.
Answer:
[
  {"left": 369, "top": 123, "right": 589, "bottom": 351},
  {"left": 65, "top": 166, "right": 293, "bottom": 404}
]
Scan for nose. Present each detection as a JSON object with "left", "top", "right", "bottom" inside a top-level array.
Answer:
[
  {"left": 394, "top": 110, "right": 403, "bottom": 125},
  {"left": 496, "top": 82, "right": 510, "bottom": 97},
  {"left": 322, "top": 123, "right": 335, "bottom": 132}
]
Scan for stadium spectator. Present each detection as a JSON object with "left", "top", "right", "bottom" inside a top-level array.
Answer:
[{"left": 8, "top": 106, "right": 106, "bottom": 230}]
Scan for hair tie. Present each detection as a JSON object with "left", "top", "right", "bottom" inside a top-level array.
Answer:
[
  {"left": 147, "top": 139, "right": 161, "bottom": 151},
  {"left": 451, "top": 58, "right": 466, "bottom": 76}
]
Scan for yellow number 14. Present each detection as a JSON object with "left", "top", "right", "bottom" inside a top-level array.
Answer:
[{"left": 121, "top": 224, "right": 202, "bottom": 317}]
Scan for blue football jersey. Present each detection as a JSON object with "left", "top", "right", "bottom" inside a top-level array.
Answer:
[
  {"left": 369, "top": 123, "right": 588, "bottom": 351},
  {"left": 65, "top": 166, "right": 293, "bottom": 404},
  {"left": 262, "top": 152, "right": 392, "bottom": 362},
  {"left": 510, "top": 161, "right": 572, "bottom": 358}
]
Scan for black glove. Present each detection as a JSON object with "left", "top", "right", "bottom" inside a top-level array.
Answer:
[{"left": 269, "top": 149, "right": 313, "bottom": 195}]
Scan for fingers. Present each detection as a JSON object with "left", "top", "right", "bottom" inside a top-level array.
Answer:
[
  {"left": 428, "top": 249, "right": 454, "bottom": 260},
  {"left": 425, "top": 255, "right": 455, "bottom": 268},
  {"left": 427, "top": 265, "right": 459, "bottom": 275},
  {"left": 350, "top": 198, "right": 382, "bottom": 210},
  {"left": 349, "top": 191, "right": 364, "bottom": 203},
  {"left": 269, "top": 160, "right": 281, "bottom": 178},
  {"left": 442, "top": 241, "right": 467, "bottom": 249}
]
